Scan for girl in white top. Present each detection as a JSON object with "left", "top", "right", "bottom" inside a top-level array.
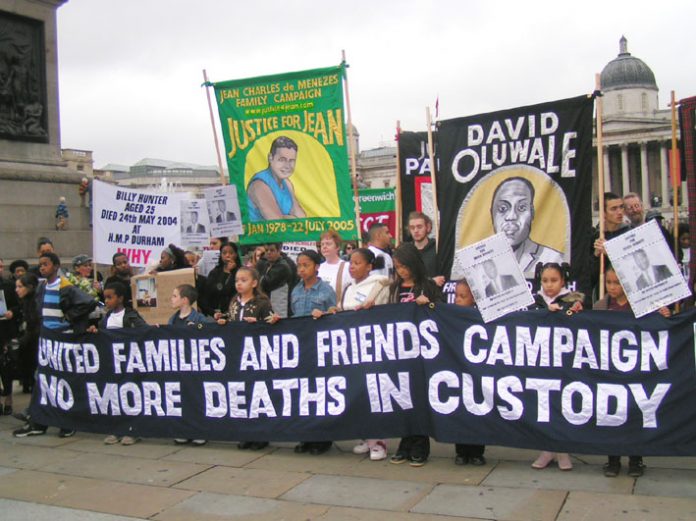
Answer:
[
  {"left": 336, "top": 248, "right": 390, "bottom": 461},
  {"left": 318, "top": 230, "right": 352, "bottom": 304}
]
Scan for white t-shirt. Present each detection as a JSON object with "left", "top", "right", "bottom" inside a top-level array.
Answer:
[
  {"left": 318, "top": 260, "right": 352, "bottom": 296},
  {"left": 106, "top": 309, "right": 125, "bottom": 329}
]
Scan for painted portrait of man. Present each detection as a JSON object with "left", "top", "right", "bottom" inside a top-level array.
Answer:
[{"left": 490, "top": 176, "right": 564, "bottom": 276}]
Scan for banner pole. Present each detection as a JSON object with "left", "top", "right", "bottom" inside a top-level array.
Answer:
[
  {"left": 670, "top": 90, "right": 681, "bottom": 313},
  {"left": 595, "top": 74, "right": 606, "bottom": 299},
  {"left": 426, "top": 107, "right": 440, "bottom": 250},
  {"left": 395, "top": 120, "right": 403, "bottom": 246},
  {"left": 202, "top": 69, "right": 227, "bottom": 186},
  {"left": 341, "top": 50, "right": 362, "bottom": 245}
]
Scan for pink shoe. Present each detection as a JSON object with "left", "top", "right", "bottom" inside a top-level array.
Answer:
[
  {"left": 557, "top": 453, "right": 573, "bottom": 471},
  {"left": 531, "top": 451, "right": 554, "bottom": 469}
]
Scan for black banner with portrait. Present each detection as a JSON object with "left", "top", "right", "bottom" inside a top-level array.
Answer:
[
  {"left": 398, "top": 131, "right": 437, "bottom": 238},
  {"left": 436, "top": 96, "right": 594, "bottom": 294}
]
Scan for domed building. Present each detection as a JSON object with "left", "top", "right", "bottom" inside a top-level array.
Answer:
[{"left": 593, "top": 36, "right": 684, "bottom": 215}]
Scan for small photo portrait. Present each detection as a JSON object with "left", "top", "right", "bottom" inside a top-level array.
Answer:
[{"left": 136, "top": 277, "right": 157, "bottom": 308}]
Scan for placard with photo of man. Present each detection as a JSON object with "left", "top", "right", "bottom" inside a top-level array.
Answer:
[
  {"left": 605, "top": 220, "right": 691, "bottom": 317},
  {"left": 452, "top": 232, "right": 534, "bottom": 323},
  {"left": 180, "top": 199, "right": 210, "bottom": 248}
]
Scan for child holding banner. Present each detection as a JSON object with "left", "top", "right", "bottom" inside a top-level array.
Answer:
[
  {"left": 335, "top": 247, "right": 390, "bottom": 461},
  {"left": 530, "top": 262, "right": 583, "bottom": 471},
  {"left": 169, "top": 284, "right": 213, "bottom": 447},
  {"left": 216, "top": 267, "right": 273, "bottom": 450},
  {"left": 593, "top": 265, "right": 670, "bottom": 478},
  {"left": 89, "top": 281, "right": 148, "bottom": 446},
  {"left": 452, "top": 279, "right": 487, "bottom": 467},
  {"left": 388, "top": 243, "right": 443, "bottom": 467},
  {"left": 283, "top": 249, "right": 336, "bottom": 455}
]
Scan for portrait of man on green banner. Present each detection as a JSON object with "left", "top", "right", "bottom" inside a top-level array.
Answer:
[{"left": 213, "top": 64, "right": 357, "bottom": 244}]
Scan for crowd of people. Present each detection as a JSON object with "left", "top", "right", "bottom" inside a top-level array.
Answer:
[{"left": 0, "top": 196, "right": 691, "bottom": 476}]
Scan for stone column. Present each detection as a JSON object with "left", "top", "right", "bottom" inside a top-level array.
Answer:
[
  {"left": 640, "top": 142, "right": 649, "bottom": 204},
  {"left": 620, "top": 143, "right": 630, "bottom": 195},
  {"left": 660, "top": 143, "right": 669, "bottom": 207},
  {"left": 603, "top": 148, "right": 611, "bottom": 192}
]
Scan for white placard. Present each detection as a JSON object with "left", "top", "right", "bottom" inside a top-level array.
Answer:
[
  {"left": 282, "top": 241, "right": 317, "bottom": 262},
  {"left": 205, "top": 185, "right": 243, "bottom": 238},
  {"left": 180, "top": 199, "right": 210, "bottom": 248},
  {"left": 0, "top": 290, "right": 6, "bottom": 316},
  {"left": 604, "top": 220, "right": 691, "bottom": 317},
  {"left": 92, "top": 180, "right": 189, "bottom": 267},
  {"left": 196, "top": 249, "right": 221, "bottom": 278},
  {"left": 453, "top": 233, "right": 534, "bottom": 323}
]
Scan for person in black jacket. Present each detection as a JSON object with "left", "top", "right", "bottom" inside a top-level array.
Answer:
[
  {"left": 14, "top": 273, "right": 40, "bottom": 395},
  {"left": 256, "top": 243, "right": 294, "bottom": 318},
  {"left": 0, "top": 259, "right": 20, "bottom": 414},
  {"left": 387, "top": 244, "right": 443, "bottom": 467},
  {"left": 13, "top": 253, "right": 96, "bottom": 438},
  {"left": 88, "top": 281, "right": 147, "bottom": 445},
  {"left": 199, "top": 241, "right": 240, "bottom": 316}
]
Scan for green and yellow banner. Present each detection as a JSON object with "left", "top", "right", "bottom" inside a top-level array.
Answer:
[{"left": 214, "top": 65, "right": 357, "bottom": 244}]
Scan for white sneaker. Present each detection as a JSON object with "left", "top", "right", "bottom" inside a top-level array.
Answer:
[
  {"left": 370, "top": 443, "right": 387, "bottom": 461},
  {"left": 353, "top": 441, "right": 370, "bottom": 454}
]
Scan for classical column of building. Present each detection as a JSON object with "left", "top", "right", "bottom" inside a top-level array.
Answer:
[
  {"left": 660, "top": 143, "right": 670, "bottom": 206},
  {"left": 620, "top": 144, "right": 630, "bottom": 195},
  {"left": 602, "top": 149, "right": 611, "bottom": 192},
  {"left": 639, "top": 142, "right": 649, "bottom": 204}
]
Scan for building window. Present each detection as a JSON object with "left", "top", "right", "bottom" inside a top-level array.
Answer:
[
  {"left": 77, "top": 164, "right": 84, "bottom": 171},
  {"left": 641, "top": 93, "right": 648, "bottom": 112},
  {"left": 617, "top": 94, "right": 624, "bottom": 112}
]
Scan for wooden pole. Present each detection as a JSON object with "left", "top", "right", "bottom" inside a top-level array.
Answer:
[
  {"left": 395, "top": 120, "right": 403, "bottom": 246},
  {"left": 202, "top": 69, "right": 227, "bottom": 186},
  {"left": 342, "top": 50, "right": 362, "bottom": 245},
  {"left": 425, "top": 107, "right": 440, "bottom": 250},
  {"left": 670, "top": 90, "right": 680, "bottom": 313},
  {"left": 595, "top": 73, "right": 606, "bottom": 299}
]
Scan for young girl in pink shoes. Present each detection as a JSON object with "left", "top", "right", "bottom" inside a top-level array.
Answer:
[{"left": 530, "top": 263, "right": 583, "bottom": 471}]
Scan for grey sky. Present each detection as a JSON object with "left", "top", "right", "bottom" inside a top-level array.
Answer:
[{"left": 56, "top": 0, "right": 696, "bottom": 169}]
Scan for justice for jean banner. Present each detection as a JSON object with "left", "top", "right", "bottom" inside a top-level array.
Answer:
[
  {"left": 29, "top": 304, "right": 696, "bottom": 455},
  {"left": 214, "top": 65, "right": 356, "bottom": 244}
]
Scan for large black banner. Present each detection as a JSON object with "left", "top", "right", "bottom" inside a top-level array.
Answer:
[
  {"left": 398, "top": 131, "right": 436, "bottom": 238},
  {"left": 31, "top": 304, "right": 696, "bottom": 456},
  {"left": 436, "top": 96, "right": 594, "bottom": 294}
]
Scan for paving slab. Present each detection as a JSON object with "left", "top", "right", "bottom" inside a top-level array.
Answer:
[
  {"left": 633, "top": 467, "right": 696, "bottom": 498},
  {"left": 0, "top": 498, "right": 146, "bottom": 521},
  {"left": 482, "top": 460, "right": 635, "bottom": 495},
  {"left": 343, "top": 454, "right": 491, "bottom": 485},
  {"left": 152, "top": 491, "right": 328, "bottom": 521},
  {"left": 173, "top": 465, "right": 310, "bottom": 498},
  {"left": 281, "top": 474, "right": 432, "bottom": 511},
  {"left": 558, "top": 490, "right": 696, "bottom": 521},
  {"left": 39, "top": 452, "right": 211, "bottom": 487},
  {"left": 245, "top": 446, "right": 365, "bottom": 475},
  {"left": 59, "top": 437, "right": 182, "bottom": 459},
  {"left": 0, "top": 442, "right": 81, "bottom": 470},
  {"left": 412, "top": 484, "right": 567, "bottom": 521},
  {"left": 0, "top": 469, "right": 195, "bottom": 518},
  {"left": 318, "top": 505, "right": 478, "bottom": 520},
  {"left": 163, "top": 444, "right": 269, "bottom": 467},
  {"left": 0, "top": 466, "right": 16, "bottom": 477}
]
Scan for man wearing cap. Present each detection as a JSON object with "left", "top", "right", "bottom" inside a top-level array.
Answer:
[{"left": 65, "top": 255, "right": 102, "bottom": 301}]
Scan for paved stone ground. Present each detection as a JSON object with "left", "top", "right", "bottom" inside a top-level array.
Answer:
[{"left": 2, "top": 392, "right": 696, "bottom": 520}]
